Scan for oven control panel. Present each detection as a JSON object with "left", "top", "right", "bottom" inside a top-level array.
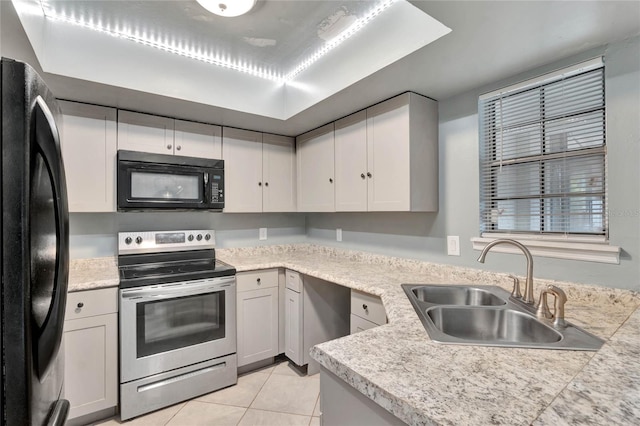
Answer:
[{"left": 118, "top": 229, "right": 216, "bottom": 254}]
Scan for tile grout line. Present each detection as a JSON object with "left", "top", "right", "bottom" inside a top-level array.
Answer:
[{"left": 235, "top": 359, "right": 283, "bottom": 425}]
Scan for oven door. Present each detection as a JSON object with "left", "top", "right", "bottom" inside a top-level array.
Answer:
[{"left": 119, "top": 276, "right": 236, "bottom": 383}]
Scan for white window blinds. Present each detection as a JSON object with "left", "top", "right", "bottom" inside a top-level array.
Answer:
[{"left": 479, "top": 59, "right": 606, "bottom": 236}]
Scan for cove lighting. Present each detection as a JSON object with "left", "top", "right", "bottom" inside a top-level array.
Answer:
[
  {"left": 37, "top": 0, "right": 399, "bottom": 84},
  {"left": 285, "top": 0, "right": 397, "bottom": 81}
]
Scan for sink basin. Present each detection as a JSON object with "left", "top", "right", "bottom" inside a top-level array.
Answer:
[
  {"left": 411, "top": 285, "right": 506, "bottom": 306},
  {"left": 427, "top": 306, "right": 561, "bottom": 344},
  {"left": 401, "top": 284, "right": 605, "bottom": 351}
]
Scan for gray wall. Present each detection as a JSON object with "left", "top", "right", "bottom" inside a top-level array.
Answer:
[
  {"left": 69, "top": 213, "right": 307, "bottom": 258},
  {"left": 307, "top": 37, "right": 640, "bottom": 291}
]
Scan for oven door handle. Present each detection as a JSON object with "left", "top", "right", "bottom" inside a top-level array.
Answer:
[{"left": 121, "top": 276, "right": 235, "bottom": 300}]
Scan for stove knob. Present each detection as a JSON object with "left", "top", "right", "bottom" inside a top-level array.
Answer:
[
  {"left": 135, "top": 236, "right": 143, "bottom": 245},
  {"left": 196, "top": 234, "right": 203, "bottom": 241},
  {"left": 125, "top": 237, "right": 132, "bottom": 245},
  {"left": 188, "top": 234, "right": 194, "bottom": 242},
  {"left": 204, "top": 233, "right": 211, "bottom": 241}
]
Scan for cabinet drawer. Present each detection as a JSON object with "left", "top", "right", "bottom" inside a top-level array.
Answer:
[
  {"left": 351, "top": 290, "right": 386, "bottom": 326},
  {"left": 65, "top": 287, "right": 118, "bottom": 320},
  {"left": 350, "top": 314, "right": 379, "bottom": 334},
  {"left": 237, "top": 269, "right": 278, "bottom": 292},
  {"left": 285, "top": 269, "right": 302, "bottom": 292}
]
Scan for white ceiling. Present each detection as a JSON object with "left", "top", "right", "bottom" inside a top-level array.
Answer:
[
  {"left": 14, "top": 0, "right": 451, "bottom": 119},
  {"left": 4, "top": 1, "right": 640, "bottom": 136}
]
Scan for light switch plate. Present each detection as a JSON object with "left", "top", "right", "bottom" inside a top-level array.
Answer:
[
  {"left": 259, "top": 228, "right": 267, "bottom": 240},
  {"left": 336, "top": 228, "right": 342, "bottom": 242},
  {"left": 447, "top": 236, "right": 460, "bottom": 256}
]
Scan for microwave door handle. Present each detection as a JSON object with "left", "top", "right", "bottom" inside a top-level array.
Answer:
[{"left": 204, "top": 172, "right": 210, "bottom": 203}]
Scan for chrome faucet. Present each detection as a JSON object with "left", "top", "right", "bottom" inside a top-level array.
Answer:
[{"left": 477, "top": 239, "right": 535, "bottom": 304}]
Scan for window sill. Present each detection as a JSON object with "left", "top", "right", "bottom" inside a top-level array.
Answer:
[{"left": 471, "top": 234, "right": 620, "bottom": 264}]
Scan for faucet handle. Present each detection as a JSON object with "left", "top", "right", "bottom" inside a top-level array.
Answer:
[
  {"left": 508, "top": 274, "right": 522, "bottom": 299},
  {"left": 546, "top": 285, "right": 567, "bottom": 328},
  {"left": 536, "top": 290, "right": 553, "bottom": 320}
]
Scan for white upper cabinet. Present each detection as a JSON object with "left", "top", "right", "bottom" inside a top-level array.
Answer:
[
  {"left": 117, "top": 110, "right": 174, "bottom": 155},
  {"left": 174, "top": 119, "right": 222, "bottom": 159},
  {"left": 335, "top": 110, "right": 368, "bottom": 211},
  {"left": 296, "top": 123, "right": 335, "bottom": 212},
  {"left": 223, "top": 128, "right": 296, "bottom": 213},
  {"left": 223, "top": 128, "right": 264, "bottom": 212},
  {"left": 262, "top": 134, "right": 296, "bottom": 212},
  {"left": 117, "top": 111, "right": 222, "bottom": 159},
  {"left": 59, "top": 101, "right": 117, "bottom": 212},
  {"left": 335, "top": 93, "right": 438, "bottom": 212}
]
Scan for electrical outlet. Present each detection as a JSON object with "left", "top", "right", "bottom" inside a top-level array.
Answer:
[
  {"left": 259, "top": 228, "right": 267, "bottom": 240},
  {"left": 336, "top": 228, "right": 342, "bottom": 242},
  {"left": 447, "top": 236, "right": 460, "bottom": 256}
]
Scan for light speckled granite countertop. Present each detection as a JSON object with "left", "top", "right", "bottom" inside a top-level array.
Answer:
[
  {"left": 68, "top": 245, "right": 640, "bottom": 425},
  {"left": 69, "top": 257, "right": 119, "bottom": 292}
]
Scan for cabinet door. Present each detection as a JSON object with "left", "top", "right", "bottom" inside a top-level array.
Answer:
[
  {"left": 174, "top": 120, "right": 222, "bottom": 159},
  {"left": 222, "top": 127, "right": 263, "bottom": 212},
  {"left": 59, "top": 101, "right": 117, "bottom": 212},
  {"left": 284, "top": 288, "right": 304, "bottom": 366},
  {"left": 335, "top": 110, "right": 368, "bottom": 212},
  {"left": 262, "top": 134, "right": 296, "bottom": 212},
  {"left": 63, "top": 313, "right": 118, "bottom": 420},
  {"left": 296, "top": 123, "right": 335, "bottom": 212},
  {"left": 366, "top": 98, "right": 411, "bottom": 211},
  {"left": 237, "top": 287, "right": 279, "bottom": 367},
  {"left": 117, "top": 110, "right": 175, "bottom": 155}
]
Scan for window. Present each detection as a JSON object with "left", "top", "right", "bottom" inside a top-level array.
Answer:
[
  {"left": 475, "top": 58, "right": 619, "bottom": 263},
  {"left": 479, "top": 59, "right": 606, "bottom": 236}
]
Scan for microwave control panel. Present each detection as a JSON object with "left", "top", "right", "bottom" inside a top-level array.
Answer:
[{"left": 211, "top": 173, "right": 223, "bottom": 203}]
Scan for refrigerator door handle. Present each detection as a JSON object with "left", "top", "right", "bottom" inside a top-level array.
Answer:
[{"left": 31, "top": 96, "right": 69, "bottom": 381}]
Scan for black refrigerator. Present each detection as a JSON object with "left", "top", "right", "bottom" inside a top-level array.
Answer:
[{"left": 1, "top": 58, "right": 70, "bottom": 425}]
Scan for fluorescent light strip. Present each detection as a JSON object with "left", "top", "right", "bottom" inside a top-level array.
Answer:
[{"left": 38, "top": 0, "right": 398, "bottom": 84}]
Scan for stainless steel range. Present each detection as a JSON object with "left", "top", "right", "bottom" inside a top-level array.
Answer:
[{"left": 117, "top": 229, "right": 237, "bottom": 421}]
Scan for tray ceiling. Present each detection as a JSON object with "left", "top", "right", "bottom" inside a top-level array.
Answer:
[{"left": 13, "top": 0, "right": 451, "bottom": 118}]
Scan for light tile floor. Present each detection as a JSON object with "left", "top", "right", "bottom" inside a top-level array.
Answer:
[{"left": 94, "top": 359, "right": 321, "bottom": 426}]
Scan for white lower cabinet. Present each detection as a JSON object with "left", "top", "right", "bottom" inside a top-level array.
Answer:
[
  {"left": 350, "top": 289, "right": 386, "bottom": 334},
  {"left": 236, "top": 269, "right": 279, "bottom": 367},
  {"left": 284, "top": 281, "right": 304, "bottom": 365},
  {"left": 63, "top": 288, "right": 118, "bottom": 421}
]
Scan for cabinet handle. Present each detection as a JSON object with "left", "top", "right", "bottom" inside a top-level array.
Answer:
[
  {"left": 362, "top": 303, "right": 368, "bottom": 311},
  {"left": 265, "top": 182, "right": 269, "bottom": 187},
  {"left": 257, "top": 278, "right": 261, "bottom": 285},
  {"left": 176, "top": 145, "right": 182, "bottom": 151},
  {"left": 329, "top": 178, "right": 333, "bottom": 183},
  {"left": 367, "top": 172, "right": 372, "bottom": 178},
  {"left": 361, "top": 173, "right": 365, "bottom": 179},
  {"left": 167, "top": 144, "right": 172, "bottom": 150},
  {"left": 258, "top": 182, "right": 262, "bottom": 186},
  {"left": 77, "top": 302, "right": 84, "bottom": 308}
]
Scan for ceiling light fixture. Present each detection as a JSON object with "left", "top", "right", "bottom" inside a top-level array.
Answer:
[{"left": 196, "top": 0, "right": 256, "bottom": 18}]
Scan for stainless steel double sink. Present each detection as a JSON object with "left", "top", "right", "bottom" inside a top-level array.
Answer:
[{"left": 402, "top": 284, "right": 604, "bottom": 351}]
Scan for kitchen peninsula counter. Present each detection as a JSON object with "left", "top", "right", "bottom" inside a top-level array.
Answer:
[
  {"left": 217, "top": 244, "right": 640, "bottom": 426},
  {"left": 67, "top": 245, "right": 639, "bottom": 424}
]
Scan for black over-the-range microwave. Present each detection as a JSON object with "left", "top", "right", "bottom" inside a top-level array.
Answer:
[{"left": 117, "top": 150, "right": 225, "bottom": 211}]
